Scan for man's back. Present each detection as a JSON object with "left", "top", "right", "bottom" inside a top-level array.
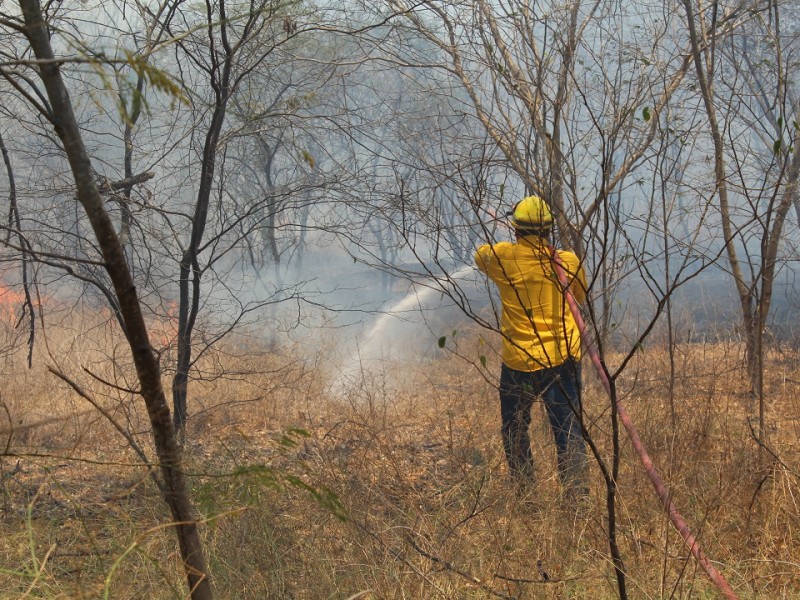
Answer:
[{"left": 475, "top": 236, "right": 586, "bottom": 371}]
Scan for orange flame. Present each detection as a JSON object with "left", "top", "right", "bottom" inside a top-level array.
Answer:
[
  {"left": 0, "top": 285, "right": 37, "bottom": 324},
  {"left": 149, "top": 300, "right": 179, "bottom": 348}
]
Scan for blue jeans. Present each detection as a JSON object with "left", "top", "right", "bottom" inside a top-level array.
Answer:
[{"left": 499, "top": 359, "right": 588, "bottom": 493}]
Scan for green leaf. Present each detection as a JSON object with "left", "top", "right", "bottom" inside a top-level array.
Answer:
[
  {"left": 479, "top": 355, "right": 487, "bottom": 368},
  {"left": 642, "top": 106, "right": 651, "bottom": 121},
  {"left": 438, "top": 336, "right": 446, "bottom": 348},
  {"left": 774, "top": 138, "right": 782, "bottom": 154},
  {"left": 276, "top": 428, "right": 309, "bottom": 448},
  {"left": 300, "top": 149, "right": 315, "bottom": 168},
  {"left": 123, "top": 50, "right": 187, "bottom": 106}
]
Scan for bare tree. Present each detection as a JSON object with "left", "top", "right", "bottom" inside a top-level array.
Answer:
[
  {"left": 11, "top": 0, "right": 212, "bottom": 596},
  {"left": 682, "top": 0, "right": 800, "bottom": 440},
  {"left": 167, "top": 0, "right": 277, "bottom": 432}
]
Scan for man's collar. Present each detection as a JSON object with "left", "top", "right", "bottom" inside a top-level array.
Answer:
[{"left": 516, "top": 235, "right": 549, "bottom": 249}]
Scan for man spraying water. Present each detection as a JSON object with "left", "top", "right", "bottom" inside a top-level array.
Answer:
[
  {"left": 475, "top": 195, "right": 589, "bottom": 501},
  {"left": 476, "top": 198, "right": 739, "bottom": 597}
]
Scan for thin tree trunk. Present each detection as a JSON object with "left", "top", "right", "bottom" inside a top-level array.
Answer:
[
  {"left": 682, "top": 0, "right": 758, "bottom": 402},
  {"left": 684, "top": 0, "right": 799, "bottom": 446},
  {"left": 173, "top": 0, "right": 234, "bottom": 433},
  {"left": 0, "top": 131, "right": 35, "bottom": 366},
  {"left": 754, "top": 121, "right": 800, "bottom": 436},
  {"left": 19, "top": 2, "right": 212, "bottom": 596},
  {"left": 119, "top": 72, "right": 145, "bottom": 258}
]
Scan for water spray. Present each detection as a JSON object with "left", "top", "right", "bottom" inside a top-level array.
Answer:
[
  {"left": 331, "top": 264, "right": 476, "bottom": 394},
  {"left": 550, "top": 247, "right": 739, "bottom": 600}
]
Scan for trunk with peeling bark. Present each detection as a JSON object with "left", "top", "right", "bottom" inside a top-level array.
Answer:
[{"left": 18, "top": 1, "right": 212, "bottom": 597}]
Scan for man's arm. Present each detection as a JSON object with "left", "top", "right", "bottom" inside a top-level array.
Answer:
[
  {"left": 475, "top": 242, "right": 509, "bottom": 276},
  {"left": 474, "top": 245, "right": 489, "bottom": 273}
]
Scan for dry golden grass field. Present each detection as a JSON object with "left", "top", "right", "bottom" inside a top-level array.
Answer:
[{"left": 0, "top": 309, "right": 798, "bottom": 599}]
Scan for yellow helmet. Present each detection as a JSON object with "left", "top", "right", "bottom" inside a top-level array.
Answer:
[{"left": 509, "top": 195, "right": 553, "bottom": 229}]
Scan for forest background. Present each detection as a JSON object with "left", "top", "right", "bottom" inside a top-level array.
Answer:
[{"left": 0, "top": 0, "right": 799, "bottom": 598}]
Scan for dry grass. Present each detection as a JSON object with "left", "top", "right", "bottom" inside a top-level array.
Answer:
[{"left": 0, "top": 310, "right": 798, "bottom": 599}]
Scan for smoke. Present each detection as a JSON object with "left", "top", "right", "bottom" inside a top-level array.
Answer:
[{"left": 329, "top": 265, "right": 489, "bottom": 395}]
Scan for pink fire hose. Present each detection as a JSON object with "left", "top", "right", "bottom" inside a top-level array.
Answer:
[{"left": 550, "top": 248, "right": 739, "bottom": 600}]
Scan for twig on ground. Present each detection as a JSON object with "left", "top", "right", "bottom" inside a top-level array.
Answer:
[{"left": 403, "top": 532, "right": 515, "bottom": 599}]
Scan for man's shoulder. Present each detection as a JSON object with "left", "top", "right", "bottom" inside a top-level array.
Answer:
[{"left": 477, "top": 241, "right": 515, "bottom": 257}]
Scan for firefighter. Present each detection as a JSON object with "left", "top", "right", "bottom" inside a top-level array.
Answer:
[{"left": 475, "top": 195, "right": 589, "bottom": 500}]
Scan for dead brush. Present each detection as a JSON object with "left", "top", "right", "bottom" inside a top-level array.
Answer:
[{"left": 0, "top": 311, "right": 798, "bottom": 598}]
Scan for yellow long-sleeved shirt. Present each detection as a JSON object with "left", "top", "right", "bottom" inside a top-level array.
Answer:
[{"left": 475, "top": 236, "right": 587, "bottom": 372}]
